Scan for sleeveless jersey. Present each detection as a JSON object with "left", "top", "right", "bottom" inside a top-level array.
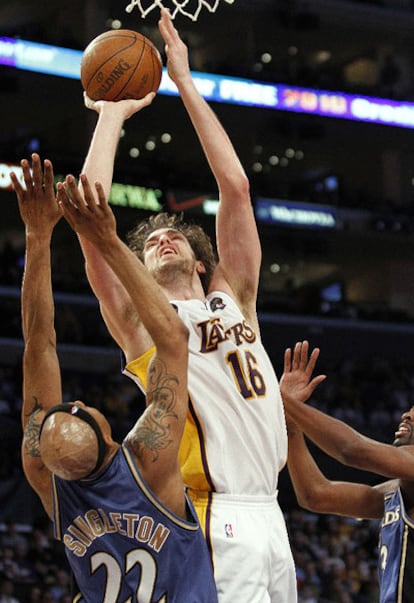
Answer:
[
  {"left": 124, "top": 291, "right": 287, "bottom": 496},
  {"left": 379, "top": 487, "right": 414, "bottom": 603},
  {"left": 52, "top": 444, "right": 218, "bottom": 603}
]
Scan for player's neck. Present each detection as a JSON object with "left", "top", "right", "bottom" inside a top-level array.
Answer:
[
  {"left": 161, "top": 280, "right": 205, "bottom": 301},
  {"left": 155, "top": 265, "right": 206, "bottom": 301}
]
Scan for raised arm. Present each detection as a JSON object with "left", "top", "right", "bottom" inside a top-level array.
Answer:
[
  {"left": 281, "top": 341, "right": 414, "bottom": 482},
  {"left": 286, "top": 419, "right": 385, "bottom": 520},
  {"left": 58, "top": 175, "right": 189, "bottom": 514},
  {"left": 158, "top": 9, "right": 261, "bottom": 321},
  {"left": 77, "top": 94, "right": 156, "bottom": 361},
  {"left": 10, "top": 154, "right": 62, "bottom": 518}
]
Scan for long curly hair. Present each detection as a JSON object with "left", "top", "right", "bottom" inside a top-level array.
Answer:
[{"left": 126, "top": 213, "right": 217, "bottom": 293}]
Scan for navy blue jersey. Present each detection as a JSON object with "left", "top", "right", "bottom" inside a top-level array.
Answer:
[
  {"left": 379, "top": 487, "right": 414, "bottom": 603},
  {"left": 52, "top": 444, "right": 217, "bottom": 603}
]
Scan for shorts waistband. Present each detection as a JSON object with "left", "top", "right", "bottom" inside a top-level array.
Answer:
[{"left": 188, "top": 490, "right": 279, "bottom": 506}]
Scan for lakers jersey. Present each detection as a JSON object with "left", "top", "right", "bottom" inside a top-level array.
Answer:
[
  {"left": 124, "top": 291, "right": 287, "bottom": 495},
  {"left": 52, "top": 444, "right": 218, "bottom": 603},
  {"left": 379, "top": 487, "right": 414, "bottom": 603}
]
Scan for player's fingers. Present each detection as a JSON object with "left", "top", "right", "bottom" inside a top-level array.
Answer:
[
  {"left": 292, "top": 341, "right": 301, "bottom": 369},
  {"left": 299, "top": 340, "right": 309, "bottom": 369},
  {"left": 159, "top": 8, "right": 176, "bottom": 43},
  {"left": 31, "top": 153, "right": 44, "bottom": 190},
  {"left": 56, "top": 182, "right": 74, "bottom": 213},
  {"left": 93, "top": 181, "right": 108, "bottom": 208},
  {"left": 309, "top": 374, "right": 327, "bottom": 391},
  {"left": 83, "top": 92, "right": 93, "bottom": 108},
  {"left": 10, "top": 171, "right": 24, "bottom": 198},
  {"left": 58, "top": 184, "right": 79, "bottom": 232},
  {"left": 64, "top": 175, "right": 88, "bottom": 211},
  {"left": 56, "top": 181, "right": 71, "bottom": 203},
  {"left": 283, "top": 347, "right": 292, "bottom": 372},
  {"left": 142, "top": 91, "right": 156, "bottom": 106},
  {"left": 83, "top": 92, "right": 98, "bottom": 110},
  {"left": 306, "top": 348, "right": 320, "bottom": 375},
  {"left": 79, "top": 174, "right": 100, "bottom": 212},
  {"left": 43, "top": 159, "right": 55, "bottom": 191},
  {"left": 20, "top": 159, "right": 34, "bottom": 192}
]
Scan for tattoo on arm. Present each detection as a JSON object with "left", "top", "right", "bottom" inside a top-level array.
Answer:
[
  {"left": 24, "top": 396, "right": 43, "bottom": 458},
  {"left": 130, "top": 358, "right": 180, "bottom": 462}
]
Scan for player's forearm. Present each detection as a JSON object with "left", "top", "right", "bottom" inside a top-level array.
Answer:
[
  {"left": 77, "top": 107, "right": 125, "bottom": 299},
  {"left": 176, "top": 77, "right": 248, "bottom": 193},
  {"left": 21, "top": 233, "right": 55, "bottom": 345},
  {"left": 285, "top": 399, "right": 364, "bottom": 466},
  {"left": 287, "top": 427, "right": 332, "bottom": 511},
  {"left": 81, "top": 106, "right": 124, "bottom": 198}
]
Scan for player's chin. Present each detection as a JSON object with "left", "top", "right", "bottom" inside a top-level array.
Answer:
[
  {"left": 393, "top": 435, "right": 408, "bottom": 447},
  {"left": 159, "top": 254, "right": 180, "bottom": 265}
]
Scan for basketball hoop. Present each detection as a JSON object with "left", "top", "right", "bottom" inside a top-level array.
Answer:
[{"left": 125, "top": 0, "right": 234, "bottom": 21}]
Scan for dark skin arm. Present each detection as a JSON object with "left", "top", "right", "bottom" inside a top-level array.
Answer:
[
  {"left": 10, "top": 154, "right": 62, "bottom": 519},
  {"left": 58, "top": 175, "right": 189, "bottom": 518},
  {"left": 281, "top": 341, "right": 414, "bottom": 508},
  {"left": 286, "top": 419, "right": 385, "bottom": 519},
  {"left": 280, "top": 342, "right": 388, "bottom": 519}
]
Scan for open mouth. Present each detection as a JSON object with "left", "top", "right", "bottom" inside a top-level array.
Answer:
[
  {"left": 395, "top": 423, "right": 411, "bottom": 438},
  {"left": 160, "top": 247, "right": 176, "bottom": 257}
]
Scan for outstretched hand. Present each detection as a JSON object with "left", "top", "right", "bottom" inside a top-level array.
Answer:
[
  {"left": 280, "top": 341, "right": 326, "bottom": 407},
  {"left": 158, "top": 7, "right": 191, "bottom": 84},
  {"left": 10, "top": 153, "right": 61, "bottom": 235},
  {"left": 83, "top": 90, "right": 156, "bottom": 120},
  {"left": 57, "top": 174, "right": 117, "bottom": 247}
]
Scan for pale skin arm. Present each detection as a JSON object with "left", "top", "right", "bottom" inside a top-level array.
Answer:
[
  {"left": 158, "top": 9, "right": 261, "bottom": 326},
  {"left": 281, "top": 340, "right": 414, "bottom": 481},
  {"left": 10, "top": 154, "right": 62, "bottom": 519},
  {"left": 76, "top": 94, "right": 156, "bottom": 362},
  {"left": 58, "top": 176, "right": 189, "bottom": 517}
]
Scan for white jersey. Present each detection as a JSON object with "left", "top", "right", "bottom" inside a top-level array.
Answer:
[{"left": 124, "top": 291, "right": 287, "bottom": 496}]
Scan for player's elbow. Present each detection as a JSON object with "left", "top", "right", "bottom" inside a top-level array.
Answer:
[
  {"left": 337, "top": 438, "right": 367, "bottom": 469},
  {"left": 24, "top": 330, "right": 57, "bottom": 357},
  {"left": 220, "top": 171, "right": 250, "bottom": 200},
  {"left": 295, "top": 484, "right": 331, "bottom": 513},
  {"left": 165, "top": 321, "right": 189, "bottom": 354}
]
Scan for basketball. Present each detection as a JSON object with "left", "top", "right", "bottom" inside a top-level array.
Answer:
[{"left": 81, "top": 30, "right": 163, "bottom": 102}]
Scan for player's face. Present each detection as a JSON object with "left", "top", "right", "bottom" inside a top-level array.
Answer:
[
  {"left": 143, "top": 228, "right": 196, "bottom": 272},
  {"left": 393, "top": 406, "right": 414, "bottom": 447}
]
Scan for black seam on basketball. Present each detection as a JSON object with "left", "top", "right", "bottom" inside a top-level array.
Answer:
[
  {"left": 85, "top": 33, "right": 141, "bottom": 91},
  {"left": 113, "top": 38, "right": 148, "bottom": 101},
  {"left": 149, "top": 47, "right": 156, "bottom": 91}
]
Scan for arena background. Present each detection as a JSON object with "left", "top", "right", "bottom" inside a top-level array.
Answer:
[{"left": 1, "top": 1, "right": 414, "bottom": 601}]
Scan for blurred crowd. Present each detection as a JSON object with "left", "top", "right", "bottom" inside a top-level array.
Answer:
[{"left": 0, "top": 510, "right": 381, "bottom": 603}]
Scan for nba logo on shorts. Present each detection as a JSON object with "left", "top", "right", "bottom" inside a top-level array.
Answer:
[{"left": 224, "top": 523, "right": 234, "bottom": 538}]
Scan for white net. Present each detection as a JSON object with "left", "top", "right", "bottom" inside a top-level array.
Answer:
[{"left": 125, "top": 0, "right": 234, "bottom": 21}]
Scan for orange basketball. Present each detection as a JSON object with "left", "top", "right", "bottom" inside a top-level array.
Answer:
[{"left": 81, "top": 30, "right": 163, "bottom": 101}]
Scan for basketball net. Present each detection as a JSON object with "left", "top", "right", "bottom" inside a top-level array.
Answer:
[{"left": 125, "top": 0, "right": 234, "bottom": 21}]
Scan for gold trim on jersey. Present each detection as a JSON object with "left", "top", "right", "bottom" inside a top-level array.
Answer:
[
  {"left": 52, "top": 473, "right": 62, "bottom": 540},
  {"left": 125, "top": 347, "right": 156, "bottom": 387},
  {"left": 187, "top": 490, "right": 212, "bottom": 538},
  {"left": 397, "top": 524, "right": 408, "bottom": 603}
]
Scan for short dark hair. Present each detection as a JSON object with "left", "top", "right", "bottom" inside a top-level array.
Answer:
[{"left": 126, "top": 213, "right": 217, "bottom": 293}]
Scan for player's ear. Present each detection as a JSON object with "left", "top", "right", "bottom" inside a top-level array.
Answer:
[{"left": 196, "top": 260, "right": 206, "bottom": 275}]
